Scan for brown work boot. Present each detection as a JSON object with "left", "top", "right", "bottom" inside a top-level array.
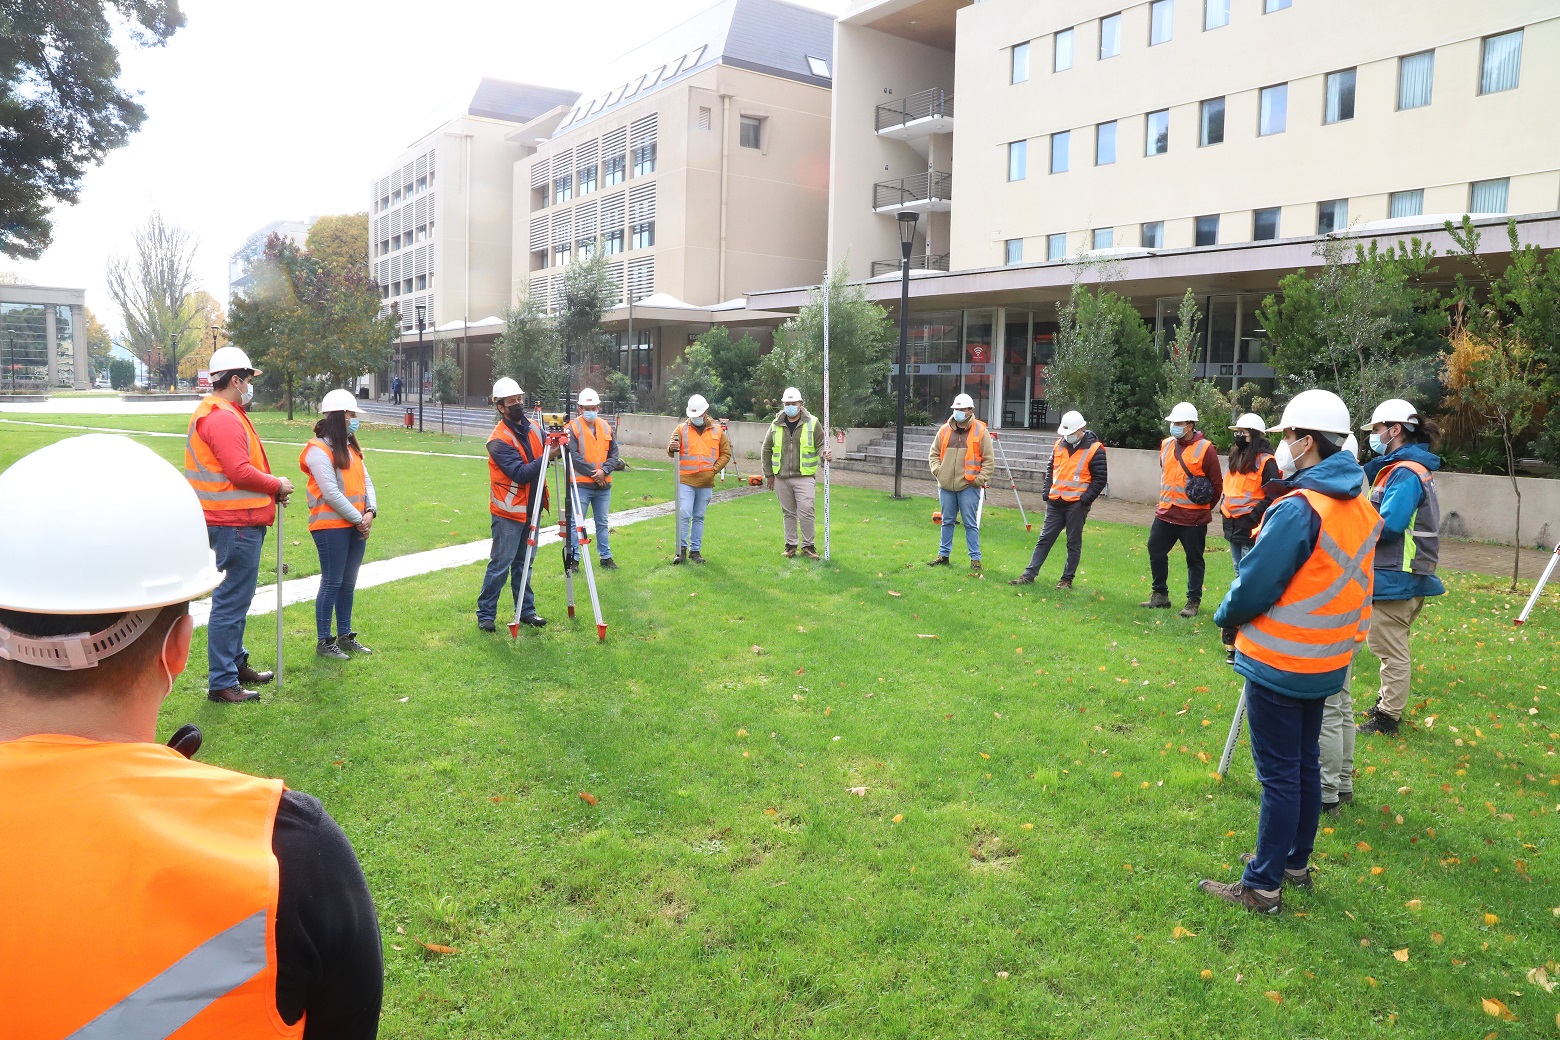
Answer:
[
  {"left": 799, "top": 545, "right": 820, "bottom": 559},
  {"left": 1139, "top": 591, "right": 1172, "bottom": 609},
  {"left": 970, "top": 560, "right": 983, "bottom": 574},
  {"left": 238, "top": 661, "right": 275, "bottom": 686},
  {"left": 1008, "top": 574, "right": 1035, "bottom": 586},
  {"left": 1055, "top": 577, "right": 1073, "bottom": 590},
  {"left": 1179, "top": 598, "right": 1202, "bottom": 618},
  {"left": 927, "top": 555, "right": 950, "bottom": 567},
  {"left": 1240, "top": 853, "right": 1315, "bottom": 889},
  {"left": 1197, "top": 878, "right": 1282, "bottom": 914},
  {"left": 207, "top": 686, "right": 260, "bottom": 704},
  {"left": 781, "top": 544, "right": 797, "bottom": 558}
]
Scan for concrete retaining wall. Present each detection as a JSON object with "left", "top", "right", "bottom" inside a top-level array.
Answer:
[{"left": 616, "top": 413, "right": 889, "bottom": 465}]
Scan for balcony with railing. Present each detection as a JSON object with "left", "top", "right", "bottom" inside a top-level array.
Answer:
[
  {"left": 872, "top": 170, "right": 953, "bottom": 213},
  {"left": 869, "top": 254, "right": 951, "bottom": 277},
  {"left": 875, "top": 89, "right": 955, "bottom": 140}
]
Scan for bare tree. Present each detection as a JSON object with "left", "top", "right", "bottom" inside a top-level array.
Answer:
[{"left": 106, "top": 211, "right": 202, "bottom": 390}]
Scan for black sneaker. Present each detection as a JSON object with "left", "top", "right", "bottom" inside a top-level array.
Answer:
[
  {"left": 689, "top": 551, "right": 706, "bottom": 564},
  {"left": 519, "top": 614, "right": 548, "bottom": 628},
  {"left": 338, "top": 632, "right": 373, "bottom": 655},
  {"left": 1008, "top": 574, "right": 1035, "bottom": 586},
  {"left": 478, "top": 618, "right": 496, "bottom": 632},
  {"left": 1321, "top": 800, "right": 1341, "bottom": 816},
  {"left": 1357, "top": 706, "right": 1400, "bottom": 736},
  {"left": 316, "top": 637, "right": 350, "bottom": 661},
  {"left": 600, "top": 557, "right": 619, "bottom": 570},
  {"left": 672, "top": 551, "right": 687, "bottom": 565},
  {"left": 1240, "top": 853, "right": 1315, "bottom": 889}
]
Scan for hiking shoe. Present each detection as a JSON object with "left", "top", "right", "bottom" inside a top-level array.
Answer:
[
  {"left": 520, "top": 614, "right": 548, "bottom": 628},
  {"left": 1179, "top": 598, "right": 1202, "bottom": 618},
  {"left": 927, "top": 555, "right": 950, "bottom": 567},
  {"left": 1321, "top": 800, "right": 1342, "bottom": 816},
  {"left": 1357, "top": 706, "right": 1400, "bottom": 736},
  {"left": 1197, "top": 878, "right": 1282, "bottom": 914},
  {"left": 477, "top": 619, "right": 496, "bottom": 632},
  {"left": 1008, "top": 574, "right": 1035, "bottom": 586},
  {"left": 1240, "top": 853, "right": 1315, "bottom": 889},
  {"left": 672, "top": 551, "right": 687, "bottom": 565},
  {"left": 338, "top": 632, "right": 373, "bottom": 655},
  {"left": 1338, "top": 791, "right": 1354, "bottom": 805},
  {"left": 316, "top": 638, "right": 350, "bottom": 661},
  {"left": 970, "top": 561, "right": 983, "bottom": 574},
  {"left": 238, "top": 662, "right": 275, "bottom": 686},
  {"left": 207, "top": 686, "right": 260, "bottom": 704},
  {"left": 1055, "top": 578, "right": 1073, "bottom": 590},
  {"left": 1139, "top": 592, "right": 1172, "bottom": 609},
  {"left": 782, "top": 545, "right": 797, "bottom": 558},
  {"left": 689, "top": 551, "right": 707, "bottom": 564},
  {"left": 799, "top": 545, "right": 820, "bottom": 559},
  {"left": 599, "top": 557, "right": 619, "bottom": 570}
]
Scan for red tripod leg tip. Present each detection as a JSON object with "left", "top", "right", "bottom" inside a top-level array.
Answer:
[
  {"left": 597, "top": 624, "right": 607, "bottom": 642},
  {"left": 507, "top": 623, "right": 519, "bottom": 638},
  {"left": 568, "top": 604, "right": 576, "bottom": 617}
]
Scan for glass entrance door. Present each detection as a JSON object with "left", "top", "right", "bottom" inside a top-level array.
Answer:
[{"left": 1001, "top": 310, "right": 1031, "bottom": 428}]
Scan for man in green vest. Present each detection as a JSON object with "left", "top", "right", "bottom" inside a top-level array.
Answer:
[{"left": 762, "top": 386, "right": 831, "bottom": 559}]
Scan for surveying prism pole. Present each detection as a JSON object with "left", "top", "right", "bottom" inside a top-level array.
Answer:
[
  {"left": 1217, "top": 687, "right": 1247, "bottom": 778},
  {"left": 990, "top": 432, "right": 1031, "bottom": 531},
  {"left": 1515, "top": 540, "right": 1560, "bottom": 625},
  {"left": 509, "top": 435, "right": 556, "bottom": 638},
  {"left": 563, "top": 452, "right": 607, "bottom": 640},
  {"left": 821, "top": 275, "right": 832, "bottom": 561},
  {"left": 275, "top": 499, "right": 286, "bottom": 695}
]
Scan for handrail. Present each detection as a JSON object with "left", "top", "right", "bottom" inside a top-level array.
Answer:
[
  {"left": 870, "top": 254, "right": 951, "bottom": 277},
  {"left": 872, "top": 170, "right": 954, "bottom": 210},
  {"left": 875, "top": 89, "right": 955, "bottom": 133}
]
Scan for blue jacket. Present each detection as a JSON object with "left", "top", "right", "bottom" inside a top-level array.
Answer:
[
  {"left": 1213, "top": 450, "right": 1374, "bottom": 700},
  {"left": 1363, "top": 444, "right": 1445, "bottom": 601}
]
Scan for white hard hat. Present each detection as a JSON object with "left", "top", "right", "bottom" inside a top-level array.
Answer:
[
  {"left": 685, "top": 394, "right": 710, "bottom": 418},
  {"left": 578, "top": 387, "right": 601, "bottom": 408},
  {"left": 782, "top": 387, "right": 803, "bottom": 404},
  {"left": 209, "top": 345, "right": 260, "bottom": 377},
  {"left": 1363, "top": 398, "right": 1420, "bottom": 430},
  {"left": 1165, "top": 402, "right": 1199, "bottom": 423},
  {"left": 1229, "top": 412, "right": 1267, "bottom": 434},
  {"left": 951, "top": 393, "right": 975, "bottom": 411},
  {"left": 1342, "top": 433, "right": 1360, "bottom": 460},
  {"left": 492, "top": 377, "right": 522, "bottom": 401},
  {"left": 0, "top": 435, "right": 224, "bottom": 617},
  {"left": 1269, "top": 388, "right": 1352, "bottom": 436},
  {"left": 320, "top": 388, "right": 362, "bottom": 415},
  {"left": 1056, "top": 410, "right": 1087, "bottom": 436}
]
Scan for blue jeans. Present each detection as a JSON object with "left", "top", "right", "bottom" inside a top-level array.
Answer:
[
  {"left": 566, "top": 483, "right": 613, "bottom": 560},
  {"left": 938, "top": 485, "right": 984, "bottom": 561},
  {"left": 311, "top": 527, "right": 367, "bottom": 640},
  {"left": 1229, "top": 539, "right": 1253, "bottom": 572},
  {"left": 207, "top": 524, "right": 266, "bottom": 692},
  {"left": 477, "top": 514, "right": 537, "bottom": 623},
  {"left": 1241, "top": 679, "right": 1325, "bottom": 892},
  {"left": 677, "top": 484, "right": 713, "bottom": 553}
]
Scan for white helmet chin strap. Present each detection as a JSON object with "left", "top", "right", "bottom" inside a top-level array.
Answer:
[{"left": 0, "top": 610, "right": 155, "bottom": 671}]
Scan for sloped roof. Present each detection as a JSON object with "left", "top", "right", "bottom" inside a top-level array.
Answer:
[{"left": 467, "top": 79, "right": 582, "bottom": 123}]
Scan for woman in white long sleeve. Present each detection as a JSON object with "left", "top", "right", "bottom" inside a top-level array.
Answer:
[{"left": 298, "top": 390, "right": 378, "bottom": 659}]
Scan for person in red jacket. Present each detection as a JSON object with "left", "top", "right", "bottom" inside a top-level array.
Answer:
[{"left": 184, "top": 346, "right": 294, "bottom": 703}]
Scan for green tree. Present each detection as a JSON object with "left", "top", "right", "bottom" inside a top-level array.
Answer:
[
  {"left": 1050, "top": 274, "right": 1163, "bottom": 449},
  {"left": 665, "top": 341, "right": 725, "bottom": 416},
  {"left": 1, "top": 2, "right": 184, "bottom": 259},
  {"left": 176, "top": 291, "right": 224, "bottom": 379},
  {"left": 1157, "top": 290, "right": 1231, "bottom": 446},
  {"left": 697, "top": 325, "right": 763, "bottom": 417},
  {"left": 306, "top": 213, "right": 370, "bottom": 273},
  {"left": 492, "top": 294, "right": 564, "bottom": 410},
  {"left": 558, "top": 253, "right": 618, "bottom": 399},
  {"left": 602, "top": 369, "right": 638, "bottom": 412},
  {"left": 754, "top": 266, "right": 894, "bottom": 430},
  {"left": 84, "top": 307, "right": 114, "bottom": 380},
  {"left": 108, "top": 356, "right": 136, "bottom": 390},
  {"left": 105, "top": 211, "right": 202, "bottom": 390},
  {"left": 430, "top": 339, "right": 462, "bottom": 433}
]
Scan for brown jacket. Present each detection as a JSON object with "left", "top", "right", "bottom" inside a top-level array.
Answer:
[
  {"left": 667, "top": 420, "right": 732, "bottom": 488},
  {"left": 927, "top": 419, "right": 995, "bottom": 492}
]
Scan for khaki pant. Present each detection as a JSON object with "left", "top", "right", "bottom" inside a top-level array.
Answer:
[
  {"left": 774, "top": 475, "right": 816, "bottom": 547},
  {"left": 1319, "top": 687, "right": 1355, "bottom": 803},
  {"left": 1367, "top": 596, "right": 1424, "bottom": 719}
]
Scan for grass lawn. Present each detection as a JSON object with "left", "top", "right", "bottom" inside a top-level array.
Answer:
[{"left": 119, "top": 465, "right": 1559, "bottom": 1039}]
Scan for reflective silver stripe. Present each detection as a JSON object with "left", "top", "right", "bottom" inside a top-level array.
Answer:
[
  {"left": 1237, "top": 621, "right": 1361, "bottom": 661},
  {"left": 183, "top": 430, "right": 227, "bottom": 485},
  {"left": 1264, "top": 526, "right": 1378, "bottom": 629},
  {"left": 306, "top": 491, "right": 367, "bottom": 523},
  {"left": 67, "top": 910, "right": 268, "bottom": 1040},
  {"left": 193, "top": 487, "right": 269, "bottom": 504}
]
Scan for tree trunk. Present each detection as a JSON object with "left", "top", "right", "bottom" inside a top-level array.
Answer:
[{"left": 286, "top": 374, "right": 295, "bottom": 421}]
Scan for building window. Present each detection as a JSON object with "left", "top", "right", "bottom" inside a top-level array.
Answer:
[
  {"left": 392, "top": 188, "right": 401, "bottom": 204},
  {"left": 1480, "top": 29, "right": 1523, "bottom": 94},
  {"left": 1092, "top": 227, "right": 1114, "bottom": 250},
  {"left": 604, "top": 155, "right": 626, "bottom": 186},
  {"left": 1388, "top": 189, "right": 1423, "bottom": 218},
  {"left": 1145, "top": 109, "right": 1169, "bottom": 155},
  {"left": 1199, "top": 97, "right": 1224, "bottom": 145},
  {"left": 632, "top": 142, "right": 657, "bottom": 176},
  {"left": 579, "top": 165, "right": 598, "bottom": 196},
  {"left": 1324, "top": 68, "right": 1356, "bottom": 123},
  {"left": 1004, "top": 238, "right": 1023, "bottom": 265},
  {"left": 1099, "top": 14, "right": 1122, "bottom": 59},
  {"left": 697, "top": 107, "right": 712, "bottom": 131},
  {"left": 1150, "top": 0, "right": 1173, "bottom": 45},
  {"left": 1264, "top": 0, "right": 1290, "bottom": 10},
  {"left": 1204, "top": 0, "right": 1229, "bottom": 29},
  {"left": 1259, "top": 83, "right": 1288, "bottom": 135},
  {"left": 1096, "top": 121, "right": 1117, "bottom": 165},
  {"left": 391, "top": 233, "right": 401, "bottom": 250},
  {"left": 577, "top": 238, "right": 596, "bottom": 261},
  {"left": 603, "top": 229, "right": 624, "bottom": 255},
  {"left": 1050, "top": 131, "right": 1070, "bottom": 174},
  {"left": 740, "top": 116, "right": 762, "bottom": 149},
  {"left": 416, "top": 224, "right": 427, "bottom": 242},
  {"left": 1055, "top": 27, "right": 1075, "bottom": 71},
  {"left": 1195, "top": 214, "right": 1219, "bottom": 246},
  {"left": 417, "top": 175, "right": 428, "bottom": 192},
  {"left": 1046, "top": 233, "right": 1067, "bottom": 260},
  {"left": 1253, "top": 207, "right": 1281, "bottom": 240},
  {"left": 1397, "top": 51, "right": 1434, "bottom": 110},
  {"left": 1317, "top": 199, "right": 1348, "bottom": 234},
  {"left": 415, "top": 275, "right": 427, "bottom": 291},
  {"left": 555, "top": 174, "right": 573, "bottom": 204},
  {"left": 1470, "top": 178, "right": 1509, "bottom": 213},
  {"left": 807, "top": 56, "right": 830, "bottom": 78},
  {"left": 1008, "top": 140, "right": 1027, "bottom": 181},
  {"left": 631, "top": 221, "right": 655, "bottom": 250},
  {"left": 1141, "top": 221, "right": 1163, "bottom": 248},
  {"left": 1012, "top": 41, "right": 1030, "bottom": 84},
  {"left": 555, "top": 243, "right": 570, "bottom": 266}
]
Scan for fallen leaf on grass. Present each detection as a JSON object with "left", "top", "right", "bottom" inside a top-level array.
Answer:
[
  {"left": 1481, "top": 997, "right": 1515, "bottom": 1021},
  {"left": 737, "top": 728, "right": 749, "bottom": 737},
  {"left": 1484, "top": 912, "right": 1499, "bottom": 926},
  {"left": 1171, "top": 926, "right": 1197, "bottom": 939},
  {"left": 1527, "top": 966, "right": 1555, "bottom": 993},
  {"left": 751, "top": 645, "right": 766, "bottom": 655},
  {"left": 1365, "top": 976, "right": 1378, "bottom": 987},
  {"left": 391, "top": 944, "right": 403, "bottom": 951},
  {"left": 916, "top": 633, "right": 939, "bottom": 639},
  {"left": 979, "top": 752, "right": 991, "bottom": 760},
  {"left": 1393, "top": 948, "right": 1410, "bottom": 962},
  {"left": 578, "top": 791, "right": 598, "bottom": 806},
  {"left": 1432, "top": 931, "right": 1444, "bottom": 944},
  {"left": 1264, "top": 991, "right": 1282, "bottom": 1004},
  {"left": 763, "top": 807, "right": 778, "bottom": 816},
  {"left": 1200, "top": 969, "right": 1213, "bottom": 980},
  {"left": 888, "top": 591, "right": 902, "bottom": 597},
  {"left": 419, "top": 940, "right": 460, "bottom": 956},
  {"left": 1405, "top": 899, "right": 1422, "bottom": 910},
  {"left": 1357, "top": 841, "right": 1372, "bottom": 851},
  {"left": 489, "top": 796, "right": 505, "bottom": 803},
  {"left": 995, "top": 971, "right": 1009, "bottom": 980},
  {"left": 891, "top": 813, "right": 903, "bottom": 823},
  {"left": 1020, "top": 822, "right": 1034, "bottom": 830},
  {"left": 847, "top": 786, "right": 868, "bottom": 797}
]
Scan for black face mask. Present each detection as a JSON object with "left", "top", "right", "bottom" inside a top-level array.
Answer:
[
  {"left": 1234, "top": 434, "right": 1249, "bottom": 446},
  {"left": 505, "top": 404, "right": 526, "bottom": 423}
]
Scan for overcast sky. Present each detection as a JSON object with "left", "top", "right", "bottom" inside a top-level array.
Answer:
[{"left": 10, "top": 0, "right": 844, "bottom": 334}]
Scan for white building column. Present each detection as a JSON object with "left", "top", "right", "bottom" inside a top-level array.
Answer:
[
  {"left": 44, "top": 306, "right": 58, "bottom": 386},
  {"left": 72, "top": 305, "right": 88, "bottom": 389}
]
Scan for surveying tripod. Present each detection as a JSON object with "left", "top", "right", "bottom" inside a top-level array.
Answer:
[{"left": 509, "top": 413, "right": 608, "bottom": 642}]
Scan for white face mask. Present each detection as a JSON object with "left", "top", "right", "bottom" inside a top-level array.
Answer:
[
  {"left": 241, "top": 383, "right": 254, "bottom": 407},
  {"left": 1275, "top": 437, "right": 1301, "bottom": 477},
  {"left": 952, "top": 410, "right": 969, "bottom": 424},
  {"left": 1064, "top": 431, "right": 1082, "bottom": 446}
]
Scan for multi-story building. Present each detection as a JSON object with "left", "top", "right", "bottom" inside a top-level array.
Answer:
[
  {"left": 754, "top": 0, "right": 1560, "bottom": 430},
  {"left": 228, "top": 219, "right": 315, "bottom": 300},
  {"left": 0, "top": 282, "right": 88, "bottom": 391},
  {"left": 515, "top": 0, "right": 834, "bottom": 394}
]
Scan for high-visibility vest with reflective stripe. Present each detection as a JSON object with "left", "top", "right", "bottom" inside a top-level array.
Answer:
[
  {"left": 677, "top": 422, "right": 723, "bottom": 480},
  {"left": 1235, "top": 489, "right": 1383, "bottom": 675},
  {"left": 567, "top": 416, "right": 614, "bottom": 485},
  {"left": 488, "top": 420, "right": 545, "bottom": 522},
  {"left": 1370, "top": 459, "right": 1441, "bottom": 576},
  {"left": 298, "top": 438, "right": 367, "bottom": 532},
  {"left": 769, "top": 414, "right": 822, "bottom": 477},
  {"left": 0, "top": 735, "right": 297, "bottom": 1039},
  {"left": 935, "top": 419, "right": 987, "bottom": 483},
  {"left": 185, "top": 395, "right": 273, "bottom": 514},
  {"left": 1220, "top": 453, "right": 1274, "bottom": 518},
  {"left": 1158, "top": 436, "right": 1213, "bottom": 513},
  {"left": 1049, "top": 440, "right": 1100, "bottom": 502}
]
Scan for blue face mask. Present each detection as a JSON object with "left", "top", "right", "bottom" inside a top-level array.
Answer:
[
  {"left": 784, "top": 404, "right": 800, "bottom": 419},
  {"left": 347, "top": 417, "right": 360, "bottom": 433},
  {"left": 952, "top": 410, "right": 969, "bottom": 424},
  {"left": 581, "top": 410, "right": 598, "bottom": 422},
  {"left": 1169, "top": 423, "right": 1187, "bottom": 439},
  {"left": 1368, "top": 432, "right": 1387, "bottom": 455},
  {"left": 690, "top": 415, "right": 705, "bottom": 426}
]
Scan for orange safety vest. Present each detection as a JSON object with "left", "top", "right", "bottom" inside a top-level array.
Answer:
[
  {"left": 935, "top": 419, "right": 988, "bottom": 483},
  {"left": 1220, "top": 453, "right": 1274, "bottom": 518},
  {"left": 1158, "top": 436, "right": 1213, "bottom": 513},
  {"left": 677, "top": 421, "right": 723, "bottom": 481},
  {"left": 298, "top": 438, "right": 368, "bottom": 531},
  {"left": 488, "top": 420, "right": 546, "bottom": 522},
  {"left": 185, "top": 395, "right": 273, "bottom": 514},
  {"left": 1235, "top": 489, "right": 1382, "bottom": 675},
  {"left": 0, "top": 735, "right": 297, "bottom": 1039},
  {"left": 567, "top": 416, "right": 614, "bottom": 485},
  {"left": 1049, "top": 441, "right": 1100, "bottom": 502}
]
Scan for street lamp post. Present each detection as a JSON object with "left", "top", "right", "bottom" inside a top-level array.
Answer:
[
  {"left": 892, "top": 210, "right": 920, "bottom": 499},
  {"left": 415, "top": 304, "right": 426, "bottom": 433},
  {"left": 5, "top": 335, "right": 13, "bottom": 394}
]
